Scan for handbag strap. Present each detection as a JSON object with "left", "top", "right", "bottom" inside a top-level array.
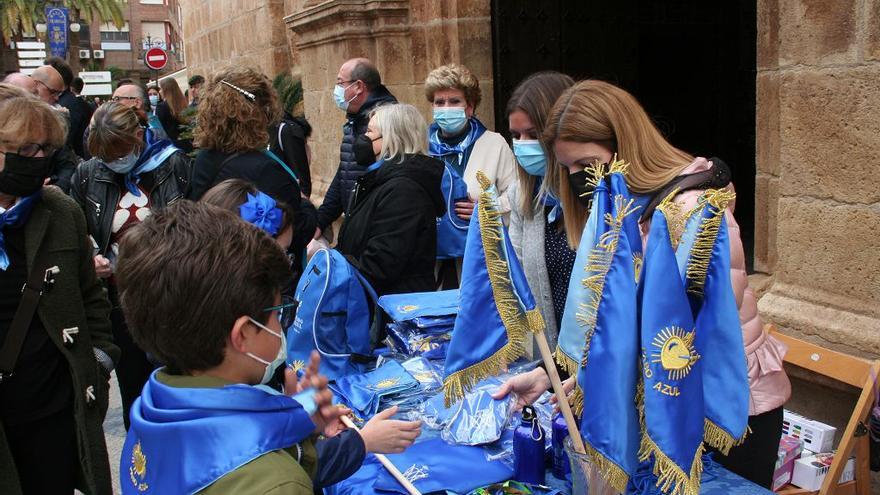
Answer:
[{"left": 0, "top": 250, "right": 58, "bottom": 382}]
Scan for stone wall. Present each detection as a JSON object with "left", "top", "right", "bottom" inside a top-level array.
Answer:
[
  {"left": 755, "top": 0, "right": 880, "bottom": 358},
  {"left": 285, "top": 0, "right": 494, "bottom": 200},
  {"left": 179, "top": 0, "right": 291, "bottom": 80}
]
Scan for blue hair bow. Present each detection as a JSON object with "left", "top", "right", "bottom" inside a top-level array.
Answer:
[{"left": 239, "top": 192, "right": 283, "bottom": 236}]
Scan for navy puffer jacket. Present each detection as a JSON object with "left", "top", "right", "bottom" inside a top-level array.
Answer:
[{"left": 316, "top": 85, "right": 397, "bottom": 230}]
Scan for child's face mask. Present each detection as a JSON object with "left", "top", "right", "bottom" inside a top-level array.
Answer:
[{"left": 246, "top": 317, "right": 287, "bottom": 385}]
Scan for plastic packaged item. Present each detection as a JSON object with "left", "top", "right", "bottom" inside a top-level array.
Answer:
[
  {"left": 513, "top": 406, "right": 546, "bottom": 485},
  {"left": 442, "top": 388, "right": 516, "bottom": 446}
]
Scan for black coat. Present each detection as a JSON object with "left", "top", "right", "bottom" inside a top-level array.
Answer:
[
  {"left": 337, "top": 154, "right": 445, "bottom": 296},
  {"left": 70, "top": 150, "right": 192, "bottom": 255},
  {"left": 316, "top": 86, "right": 397, "bottom": 230},
  {"left": 58, "top": 90, "right": 93, "bottom": 159},
  {"left": 269, "top": 112, "right": 312, "bottom": 197},
  {"left": 187, "top": 149, "right": 318, "bottom": 270}
]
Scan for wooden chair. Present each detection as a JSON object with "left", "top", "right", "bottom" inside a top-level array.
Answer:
[{"left": 769, "top": 325, "right": 878, "bottom": 495}]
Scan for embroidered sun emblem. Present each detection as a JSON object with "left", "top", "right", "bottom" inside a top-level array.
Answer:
[
  {"left": 371, "top": 377, "right": 400, "bottom": 390},
  {"left": 290, "top": 360, "right": 306, "bottom": 373},
  {"left": 413, "top": 372, "right": 436, "bottom": 383},
  {"left": 398, "top": 304, "right": 419, "bottom": 313},
  {"left": 129, "top": 440, "right": 149, "bottom": 491},
  {"left": 650, "top": 326, "right": 700, "bottom": 381},
  {"left": 632, "top": 253, "right": 644, "bottom": 283}
]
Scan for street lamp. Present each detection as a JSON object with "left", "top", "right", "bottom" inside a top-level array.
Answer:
[
  {"left": 69, "top": 22, "right": 81, "bottom": 33},
  {"left": 35, "top": 23, "right": 48, "bottom": 34}
]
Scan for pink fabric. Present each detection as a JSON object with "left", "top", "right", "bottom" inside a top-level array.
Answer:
[{"left": 639, "top": 158, "right": 791, "bottom": 415}]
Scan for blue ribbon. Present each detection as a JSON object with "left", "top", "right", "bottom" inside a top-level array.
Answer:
[
  {"left": 239, "top": 192, "right": 283, "bottom": 236},
  {"left": 428, "top": 117, "right": 487, "bottom": 158},
  {"left": 0, "top": 192, "right": 41, "bottom": 271}
]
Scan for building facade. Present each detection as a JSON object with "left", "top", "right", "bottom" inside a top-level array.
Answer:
[
  {"left": 179, "top": 0, "right": 880, "bottom": 457},
  {"left": 0, "top": 0, "right": 185, "bottom": 84}
]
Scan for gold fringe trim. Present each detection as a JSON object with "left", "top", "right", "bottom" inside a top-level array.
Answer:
[
  {"left": 684, "top": 189, "right": 736, "bottom": 297},
  {"left": 554, "top": 347, "right": 581, "bottom": 376},
  {"left": 582, "top": 154, "right": 630, "bottom": 189},
  {"left": 570, "top": 385, "right": 585, "bottom": 418},
  {"left": 577, "top": 195, "right": 640, "bottom": 367},
  {"left": 442, "top": 171, "right": 538, "bottom": 407},
  {"left": 703, "top": 419, "right": 749, "bottom": 456},
  {"left": 638, "top": 431, "right": 704, "bottom": 495},
  {"left": 656, "top": 188, "right": 685, "bottom": 250},
  {"left": 580, "top": 438, "right": 631, "bottom": 494}
]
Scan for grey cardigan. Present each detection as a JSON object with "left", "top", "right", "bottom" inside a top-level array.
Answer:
[{"left": 507, "top": 183, "right": 559, "bottom": 355}]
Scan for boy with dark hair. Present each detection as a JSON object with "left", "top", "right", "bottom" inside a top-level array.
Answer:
[{"left": 115, "top": 200, "right": 344, "bottom": 494}]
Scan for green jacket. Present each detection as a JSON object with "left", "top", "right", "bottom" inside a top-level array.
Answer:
[
  {"left": 153, "top": 372, "right": 318, "bottom": 495},
  {"left": 0, "top": 186, "right": 119, "bottom": 495}
]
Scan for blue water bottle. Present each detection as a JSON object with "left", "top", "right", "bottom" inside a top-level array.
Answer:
[
  {"left": 551, "top": 412, "right": 572, "bottom": 479},
  {"left": 513, "top": 405, "right": 546, "bottom": 485}
]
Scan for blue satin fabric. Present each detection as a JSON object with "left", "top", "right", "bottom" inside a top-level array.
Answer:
[
  {"left": 0, "top": 192, "right": 40, "bottom": 271},
  {"left": 328, "top": 360, "right": 419, "bottom": 420},
  {"left": 691, "top": 216, "right": 750, "bottom": 444},
  {"left": 443, "top": 183, "right": 537, "bottom": 383},
  {"left": 125, "top": 139, "right": 179, "bottom": 196},
  {"left": 378, "top": 289, "right": 460, "bottom": 322},
  {"left": 556, "top": 176, "right": 609, "bottom": 369},
  {"left": 429, "top": 118, "right": 488, "bottom": 260},
  {"left": 120, "top": 370, "right": 315, "bottom": 495},
  {"left": 640, "top": 210, "right": 705, "bottom": 483},
  {"left": 326, "top": 437, "right": 514, "bottom": 495},
  {"left": 575, "top": 171, "right": 642, "bottom": 480}
]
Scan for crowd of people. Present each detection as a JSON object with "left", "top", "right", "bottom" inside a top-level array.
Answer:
[{"left": 0, "top": 54, "right": 790, "bottom": 495}]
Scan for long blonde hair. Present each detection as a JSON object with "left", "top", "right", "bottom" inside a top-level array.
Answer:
[{"left": 543, "top": 80, "right": 694, "bottom": 248}]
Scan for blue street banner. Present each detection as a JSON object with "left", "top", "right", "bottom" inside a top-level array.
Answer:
[{"left": 45, "top": 7, "right": 69, "bottom": 59}]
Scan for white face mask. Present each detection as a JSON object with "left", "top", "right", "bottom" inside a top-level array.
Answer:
[
  {"left": 333, "top": 82, "right": 357, "bottom": 112},
  {"left": 245, "top": 317, "right": 287, "bottom": 385}
]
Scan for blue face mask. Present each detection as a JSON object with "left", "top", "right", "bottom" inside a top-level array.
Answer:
[
  {"left": 148, "top": 95, "right": 159, "bottom": 107},
  {"left": 433, "top": 107, "right": 468, "bottom": 134},
  {"left": 512, "top": 139, "right": 547, "bottom": 176},
  {"left": 333, "top": 82, "right": 356, "bottom": 112},
  {"left": 105, "top": 150, "right": 140, "bottom": 174}
]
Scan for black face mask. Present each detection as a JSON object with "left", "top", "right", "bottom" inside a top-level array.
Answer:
[
  {"left": 0, "top": 152, "right": 53, "bottom": 197},
  {"left": 567, "top": 169, "right": 596, "bottom": 209},
  {"left": 354, "top": 134, "right": 379, "bottom": 167}
]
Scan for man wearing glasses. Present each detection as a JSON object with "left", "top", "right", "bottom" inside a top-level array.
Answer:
[
  {"left": 30, "top": 65, "right": 65, "bottom": 105},
  {"left": 80, "top": 82, "right": 168, "bottom": 160}
]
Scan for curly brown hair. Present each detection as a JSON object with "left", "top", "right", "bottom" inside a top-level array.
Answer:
[{"left": 193, "top": 67, "right": 282, "bottom": 153}]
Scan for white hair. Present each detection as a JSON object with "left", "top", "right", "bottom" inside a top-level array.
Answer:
[{"left": 371, "top": 103, "right": 428, "bottom": 162}]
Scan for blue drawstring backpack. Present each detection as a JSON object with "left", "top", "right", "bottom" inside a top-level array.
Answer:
[{"left": 287, "top": 248, "right": 376, "bottom": 380}]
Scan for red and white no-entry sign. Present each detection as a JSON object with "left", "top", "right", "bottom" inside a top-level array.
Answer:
[{"left": 144, "top": 47, "right": 168, "bottom": 71}]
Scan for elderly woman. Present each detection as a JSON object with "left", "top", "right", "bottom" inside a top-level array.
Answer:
[
  {"left": 187, "top": 66, "right": 317, "bottom": 282},
  {"left": 70, "top": 101, "right": 191, "bottom": 431},
  {"left": 336, "top": 103, "right": 444, "bottom": 296},
  {"left": 425, "top": 63, "right": 517, "bottom": 288},
  {"left": 0, "top": 85, "right": 117, "bottom": 494}
]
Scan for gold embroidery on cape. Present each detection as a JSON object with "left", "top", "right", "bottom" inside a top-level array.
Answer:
[
  {"left": 371, "top": 377, "right": 401, "bottom": 390},
  {"left": 442, "top": 171, "right": 544, "bottom": 407},
  {"left": 651, "top": 326, "right": 700, "bottom": 381},
  {"left": 684, "top": 189, "right": 736, "bottom": 297},
  {"left": 129, "top": 440, "right": 149, "bottom": 492}
]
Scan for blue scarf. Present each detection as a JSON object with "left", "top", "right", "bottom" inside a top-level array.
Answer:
[
  {"left": 428, "top": 117, "right": 487, "bottom": 158},
  {"left": 121, "top": 370, "right": 315, "bottom": 495},
  {"left": 0, "top": 192, "right": 41, "bottom": 271},
  {"left": 125, "top": 140, "right": 179, "bottom": 197}
]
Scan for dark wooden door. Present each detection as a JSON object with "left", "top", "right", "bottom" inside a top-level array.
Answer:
[{"left": 491, "top": 0, "right": 757, "bottom": 268}]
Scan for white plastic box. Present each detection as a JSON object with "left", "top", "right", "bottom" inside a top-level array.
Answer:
[
  {"left": 790, "top": 453, "right": 855, "bottom": 490},
  {"left": 782, "top": 410, "right": 836, "bottom": 453}
]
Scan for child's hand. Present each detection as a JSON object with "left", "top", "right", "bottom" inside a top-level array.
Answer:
[
  {"left": 284, "top": 351, "right": 349, "bottom": 436},
  {"left": 358, "top": 406, "right": 421, "bottom": 454}
]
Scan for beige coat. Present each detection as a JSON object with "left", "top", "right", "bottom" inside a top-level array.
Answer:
[{"left": 460, "top": 130, "right": 518, "bottom": 216}]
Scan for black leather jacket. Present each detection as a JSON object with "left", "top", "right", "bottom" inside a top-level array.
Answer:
[{"left": 70, "top": 151, "right": 192, "bottom": 255}]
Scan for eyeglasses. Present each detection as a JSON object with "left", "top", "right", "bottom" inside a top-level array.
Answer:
[
  {"left": 263, "top": 295, "right": 298, "bottom": 330},
  {"left": 111, "top": 95, "right": 140, "bottom": 103},
  {"left": 33, "top": 78, "right": 63, "bottom": 97},
  {"left": 0, "top": 142, "right": 57, "bottom": 158}
]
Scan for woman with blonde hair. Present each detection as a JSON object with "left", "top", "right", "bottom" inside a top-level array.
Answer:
[
  {"left": 69, "top": 101, "right": 191, "bottom": 430},
  {"left": 156, "top": 77, "right": 192, "bottom": 151},
  {"left": 506, "top": 71, "right": 575, "bottom": 352},
  {"left": 0, "top": 91, "right": 119, "bottom": 494},
  {"left": 425, "top": 63, "right": 517, "bottom": 288},
  {"left": 336, "top": 103, "right": 444, "bottom": 297},
  {"left": 187, "top": 66, "right": 316, "bottom": 282},
  {"left": 498, "top": 79, "right": 791, "bottom": 488}
]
